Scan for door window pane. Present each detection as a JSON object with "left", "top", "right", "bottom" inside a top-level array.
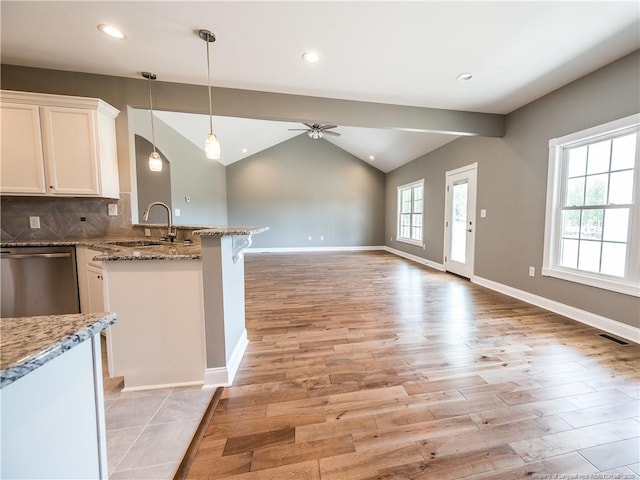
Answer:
[{"left": 450, "top": 182, "right": 468, "bottom": 263}]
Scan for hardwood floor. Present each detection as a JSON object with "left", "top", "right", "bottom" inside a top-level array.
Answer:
[{"left": 186, "top": 251, "right": 640, "bottom": 479}]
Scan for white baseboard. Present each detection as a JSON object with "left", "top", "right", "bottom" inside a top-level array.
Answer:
[
  {"left": 383, "top": 246, "right": 445, "bottom": 271},
  {"left": 472, "top": 275, "right": 640, "bottom": 344},
  {"left": 227, "top": 329, "right": 249, "bottom": 384},
  {"left": 203, "top": 329, "right": 249, "bottom": 389},
  {"left": 247, "top": 245, "right": 385, "bottom": 253},
  {"left": 121, "top": 380, "right": 203, "bottom": 393}
]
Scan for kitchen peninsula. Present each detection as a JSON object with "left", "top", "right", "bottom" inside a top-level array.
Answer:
[
  {"left": 99, "top": 226, "right": 268, "bottom": 391},
  {"left": 1, "top": 312, "right": 117, "bottom": 479}
]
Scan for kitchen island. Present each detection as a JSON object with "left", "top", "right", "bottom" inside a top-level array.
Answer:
[
  {"left": 1, "top": 312, "right": 116, "bottom": 479},
  {"left": 98, "top": 226, "right": 268, "bottom": 391}
]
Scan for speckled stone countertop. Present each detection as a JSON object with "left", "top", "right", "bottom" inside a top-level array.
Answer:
[
  {"left": 193, "top": 226, "right": 269, "bottom": 236},
  {"left": 0, "top": 312, "right": 117, "bottom": 389},
  {"left": 1, "top": 226, "right": 268, "bottom": 261}
]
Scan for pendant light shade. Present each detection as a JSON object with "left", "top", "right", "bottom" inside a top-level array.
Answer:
[
  {"left": 148, "top": 151, "right": 162, "bottom": 172},
  {"left": 142, "top": 72, "right": 162, "bottom": 172},
  {"left": 205, "top": 133, "right": 221, "bottom": 159},
  {"left": 199, "top": 29, "right": 221, "bottom": 161}
]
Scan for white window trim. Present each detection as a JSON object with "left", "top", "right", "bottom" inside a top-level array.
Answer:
[
  {"left": 542, "top": 113, "right": 640, "bottom": 297},
  {"left": 397, "top": 179, "right": 424, "bottom": 247}
]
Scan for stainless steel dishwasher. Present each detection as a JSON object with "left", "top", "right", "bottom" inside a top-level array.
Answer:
[{"left": 1, "top": 246, "right": 80, "bottom": 317}]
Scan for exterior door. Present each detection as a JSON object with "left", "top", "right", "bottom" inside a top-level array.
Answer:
[{"left": 444, "top": 163, "right": 477, "bottom": 278}]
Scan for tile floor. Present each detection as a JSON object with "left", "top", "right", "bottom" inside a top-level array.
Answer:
[{"left": 101, "top": 336, "right": 214, "bottom": 479}]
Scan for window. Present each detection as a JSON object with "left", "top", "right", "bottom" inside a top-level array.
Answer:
[
  {"left": 397, "top": 180, "right": 424, "bottom": 246},
  {"left": 543, "top": 114, "right": 640, "bottom": 297}
]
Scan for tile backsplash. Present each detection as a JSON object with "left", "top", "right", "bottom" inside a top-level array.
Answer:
[{"left": 0, "top": 193, "right": 138, "bottom": 241}]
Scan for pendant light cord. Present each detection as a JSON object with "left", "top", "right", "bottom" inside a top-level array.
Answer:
[
  {"left": 206, "top": 37, "right": 214, "bottom": 135},
  {"left": 147, "top": 76, "right": 157, "bottom": 153}
]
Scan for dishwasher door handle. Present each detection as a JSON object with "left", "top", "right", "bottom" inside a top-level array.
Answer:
[{"left": 0, "top": 252, "right": 72, "bottom": 259}]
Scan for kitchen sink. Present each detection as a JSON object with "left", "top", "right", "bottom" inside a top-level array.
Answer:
[{"left": 106, "top": 240, "right": 162, "bottom": 247}]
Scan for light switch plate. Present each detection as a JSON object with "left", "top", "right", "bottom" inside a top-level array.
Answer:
[
  {"left": 29, "top": 216, "right": 40, "bottom": 229},
  {"left": 480, "top": 209, "right": 487, "bottom": 218},
  {"left": 175, "top": 208, "right": 181, "bottom": 217},
  {"left": 108, "top": 204, "right": 118, "bottom": 216}
]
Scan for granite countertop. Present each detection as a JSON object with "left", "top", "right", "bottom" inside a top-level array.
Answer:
[
  {"left": 193, "top": 226, "right": 269, "bottom": 236},
  {"left": 0, "top": 312, "right": 117, "bottom": 389},
  {"left": 1, "top": 226, "right": 268, "bottom": 261}
]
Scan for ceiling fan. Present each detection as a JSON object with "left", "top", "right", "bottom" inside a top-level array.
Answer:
[{"left": 288, "top": 123, "right": 341, "bottom": 139}]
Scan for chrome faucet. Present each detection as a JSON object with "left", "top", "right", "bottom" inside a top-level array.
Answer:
[{"left": 142, "top": 202, "right": 176, "bottom": 241}]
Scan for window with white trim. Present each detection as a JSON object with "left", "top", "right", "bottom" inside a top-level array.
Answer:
[
  {"left": 397, "top": 180, "right": 424, "bottom": 246},
  {"left": 543, "top": 114, "right": 640, "bottom": 297}
]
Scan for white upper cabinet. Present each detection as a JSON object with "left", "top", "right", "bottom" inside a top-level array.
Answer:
[
  {"left": 0, "top": 103, "right": 47, "bottom": 194},
  {"left": 0, "top": 91, "right": 120, "bottom": 198}
]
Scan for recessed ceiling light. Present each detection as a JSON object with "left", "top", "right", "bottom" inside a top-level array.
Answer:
[
  {"left": 302, "top": 51, "right": 321, "bottom": 64},
  {"left": 98, "top": 24, "right": 126, "bottom": 40},
  {"left": 457, "top": 72, "right": 473, "bottom": 81},
  {"left": 241, "top": 148, "right": 248, "bottom": 154},
  {"left": 369, "top": 155, "right": 375, "bottom": 161}
]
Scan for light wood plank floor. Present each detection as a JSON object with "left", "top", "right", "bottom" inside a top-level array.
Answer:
[{"left": 186, "top": 251, "right": 640, "bottom": 479}]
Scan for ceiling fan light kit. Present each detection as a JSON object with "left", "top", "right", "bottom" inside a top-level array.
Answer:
[
  {"left": 199, "top": 28, "right": 221, "bottom": 161},
  {"left": 289, "top": 123, "right": 341, "bottom": 140}
]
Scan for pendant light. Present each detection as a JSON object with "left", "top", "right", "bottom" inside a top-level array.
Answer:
[
  {"left": 199, "top": 29, "right": 221, "bottom": 161},
  {"left": 142, "top": 72, "right": 163, "bottom": 172}
]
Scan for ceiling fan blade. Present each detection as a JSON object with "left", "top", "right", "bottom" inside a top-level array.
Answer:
[
  {"left": 288, "top": 128, "right": 310, "bottom": 131},
  {"left": 303, "top": 123, "right": 315, "bottom": 129},
  {"left": 320, "top": 125, "right": 338, "bottom": 130},
  {"left": 323, "top": 130, "right": 341, "bottom": 137}
]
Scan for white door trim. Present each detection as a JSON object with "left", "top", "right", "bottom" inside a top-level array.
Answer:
[{"left": 444, "top": 162, "right": 478, "bottom": 278}]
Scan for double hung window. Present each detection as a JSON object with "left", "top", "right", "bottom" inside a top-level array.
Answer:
[
  {"left": 543, "top": 114, "right": 639, "bottom": 296},
  {"left": 397, "top": 180, "right": 424, "bottom": 245}
]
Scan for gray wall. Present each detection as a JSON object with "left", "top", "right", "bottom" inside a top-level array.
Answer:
[
  {"left": 132, "top": 110, "right": 228, "bottom": 226},
  {"left": 385, "top": 51, "right": 640, "bottom": 328},
  {"left": 227, "top": 135, "right": 386, "bottom": 248},
  {"left": 135, "top": 135, "right": 172, "bottom": 225}
]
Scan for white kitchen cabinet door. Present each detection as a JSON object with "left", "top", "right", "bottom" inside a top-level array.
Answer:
[
  {"left": 40, "top": 106, "right": 101, "bottom": 196},
  {"left": 0, "top": 103, "right": 47, "bottom": 194},
  {"left": 87, "top": 265, "right": 105, "bottom": 313}
]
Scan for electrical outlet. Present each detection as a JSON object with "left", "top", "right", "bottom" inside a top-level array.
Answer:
[
  {"left": 144, "top": 228, "right": 151, "bottom": 237},
  {"left": 308, "top": 236, "right": 312, "bottom": 241},
  {"left": 29, "top": 216, "right": 40, "bottom": 229},
  {"left": 390, "top": 236, "right": 393, "bottom": 242},
  {"left": 320, "top": 235, "right": 324, "bottom": 241},
  {"left": 529, "top": 266, "right": 535, "bottom": 277},
  {"left": 108, "top": 204, "right": 118, "bottom": 216},
  {"left": 175, "top": 208, "right": 181, "bottom": 217}
]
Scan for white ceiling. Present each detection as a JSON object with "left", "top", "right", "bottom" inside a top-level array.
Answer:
[{"left": 2, "top": 1, "right": 639, "bottom": 171}]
